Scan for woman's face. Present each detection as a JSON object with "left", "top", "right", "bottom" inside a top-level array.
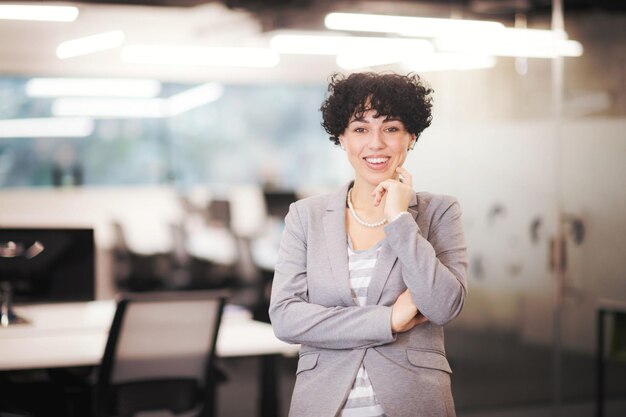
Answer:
[{"left": 339, "top": 109, "right": 415, "bottom": 188}]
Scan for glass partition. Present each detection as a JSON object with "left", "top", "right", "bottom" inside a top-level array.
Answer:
[{"left": 0, "top": 81, "right": 329, "bottom": 188}]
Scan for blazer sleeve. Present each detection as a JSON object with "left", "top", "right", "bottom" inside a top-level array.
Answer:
[
  {"left": 269, "top": 202, "right": 396, "bottom": 350},
  {"left": 384, "top": 196, "right": 468, "bottom": 326}
]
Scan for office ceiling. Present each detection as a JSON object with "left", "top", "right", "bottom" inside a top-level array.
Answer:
[
  {"left": 0, "top": 0, "right": 623, "bottom": 82},
  {"left": 29, "top": 0, "right": 626, "bottom": 14}
]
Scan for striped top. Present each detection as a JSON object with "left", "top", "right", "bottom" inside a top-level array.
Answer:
[{"left": 339, "top": 237, "right": 387, "bottom": 417}]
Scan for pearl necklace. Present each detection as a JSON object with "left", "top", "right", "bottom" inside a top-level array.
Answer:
[{"left": 347, "top": 188, "right": 387, "bottom": 228}]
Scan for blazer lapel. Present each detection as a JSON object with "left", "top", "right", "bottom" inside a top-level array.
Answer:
[
  {"left": 366, "top": 193, "right": 419, "bottom": 305},
  {"left": 323, "top": 182, "right": 356, "bottom": 307},
  {"left": 365, "top": 241, "right": 396, "bottom": 305}
]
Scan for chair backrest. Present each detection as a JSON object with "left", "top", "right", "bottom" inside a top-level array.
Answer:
[{"left": 96, "top": 290, "right": 228, "bottom": 417}]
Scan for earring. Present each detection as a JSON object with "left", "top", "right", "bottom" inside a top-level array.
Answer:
[{"left": 408, "top": 141, "right": 416, "bottom": 151}]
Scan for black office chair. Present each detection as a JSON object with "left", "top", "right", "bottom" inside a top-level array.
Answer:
[{"left": 95, "top": 290, "right": 228, "bottom": 417}]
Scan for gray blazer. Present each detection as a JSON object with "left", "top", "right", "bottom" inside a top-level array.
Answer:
[{"left": 269, "top": 182, "right": 468, "bottom": 417}]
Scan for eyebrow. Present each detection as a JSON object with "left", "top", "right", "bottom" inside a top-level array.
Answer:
[{"left": 348, "top": 116, "right": 402, "bottom": 124}]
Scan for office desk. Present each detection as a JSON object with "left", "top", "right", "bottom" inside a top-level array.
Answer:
[{"left": 0, "top": 301, "right": 299, "bottom": 417}]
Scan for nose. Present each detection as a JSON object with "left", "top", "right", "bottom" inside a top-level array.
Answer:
[{"left": 368, "top": 129, "right": 385, "bottom": 150}]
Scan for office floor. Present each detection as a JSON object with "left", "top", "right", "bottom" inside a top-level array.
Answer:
[
  {"left": 2, "top": 329, "right": 625, "bottom": 417},
  {"left": 217, "top": 329, "right": 626, "bottom": 417},
  {"left": 459, "top": 400, "right": 626, "bottom": 417}
]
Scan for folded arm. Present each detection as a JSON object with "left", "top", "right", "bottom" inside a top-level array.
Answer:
[
  {"left": 384, "top": 197, "right": 468, "bottom": 326},
  {"left": 269, "top": 202, "right": 396, "bottom": 350}
]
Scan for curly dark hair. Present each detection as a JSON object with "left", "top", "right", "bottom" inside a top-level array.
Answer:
[{"left": 320, "top": 72, "right": 434, "bottom": 146}]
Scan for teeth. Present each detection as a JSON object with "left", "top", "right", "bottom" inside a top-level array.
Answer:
[{"left": 365, "top": 157, "right": 389, "bottom": 164}]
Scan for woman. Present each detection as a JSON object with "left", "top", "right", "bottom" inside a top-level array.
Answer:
[{"left": 269, "top": 72, "right": 468, "bottom": 417}]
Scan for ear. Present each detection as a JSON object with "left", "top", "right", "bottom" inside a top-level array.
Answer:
[
  {"left": 408, "top": 134, "right": 417, "bottom": 150},
  {"left": 338, "top": 135, "right": 346, "bottom": 150}
]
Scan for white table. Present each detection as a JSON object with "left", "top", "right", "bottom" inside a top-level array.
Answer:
[
  {"left": 0, "top": 301, "right": 299, "bottom": 417},
  {"left": 0, "top": 301, "right": 298, "bottom": 371}
]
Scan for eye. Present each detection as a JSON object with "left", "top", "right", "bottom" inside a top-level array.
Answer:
[
  {"left": 353, "top": 127, "right": 366, "bottom": 133},
  {"left": 385, "top": 125, "right": 403, "bottom": 133}
]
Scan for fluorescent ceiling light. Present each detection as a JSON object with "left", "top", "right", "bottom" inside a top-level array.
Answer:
[
  {"left": 52, "top": 82, "right": 224, "bottom": 118},
  {"left": 0, "top": 5, "right": 78, "bottom": 22},
  {"left": 270, "top": 33, "right": 433, "bottom": 56},
  {"left": 57, "top": 31, "right": 125, "bottom": 59},
  {"left": 121, "top": 45, "right": 280, "bottom": 68},
  {"left": 0, "top": 118, "right": 94, "bottom": 138},
  {"left": 338, "top": 52, "right": 496, "bottom": 72},
  {"left": 25, "top": 78, "right": 162, "bottom": 98},
  {"left": 401, "top": 53, "right": 497, "bottom": 72},
  {"left": 167, "top": 83, "right": 224, "bottom": 116},
  {"left": 325, "top": 12, "right": 504, "bottom": 38},
  {"left": 325, "top": 12, "right": 582, "bottom": 59},
  {"left": 434, "top": 28, "right": 583, "bottom": 58}
]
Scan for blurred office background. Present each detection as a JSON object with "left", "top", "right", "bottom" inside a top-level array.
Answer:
[{"left": 0, "top": 0, "right": 625, "bottom": 416}]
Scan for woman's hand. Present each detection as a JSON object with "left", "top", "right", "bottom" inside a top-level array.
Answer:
[
  {"left": 372, "top": 166, "right": 414, "bottom": 220},
  {"left": 391, "top": 289, "right": 428, "bottom": 333}
]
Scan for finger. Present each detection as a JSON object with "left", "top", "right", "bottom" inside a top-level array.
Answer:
[
  {"left": 396, "top": 166, "right": 411, "bottom": 179},
  {"left": 375, "top": 179, "right": 398, "bottom": 205},
  {"left": 372, "top": 187, "right": 385, "bottom": 207},
  {"left": 405, "top": 316, "right": 423, "bottom": 331},
  {"left": 400, "top": 288, "right": 415, "bottom": 304},
  {"left": 396, "top": 166, "right": 413, "bottom": 187},
  {"left": 414, "top": 313, "right": 429, "bottom": 325},
  {"left": 372, "top": 181, "right": 390, "bottom": 206}
]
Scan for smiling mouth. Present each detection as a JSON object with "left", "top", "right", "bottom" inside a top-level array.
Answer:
[{"left": 363, "top": 156, "right": 390, "bottom": 170}]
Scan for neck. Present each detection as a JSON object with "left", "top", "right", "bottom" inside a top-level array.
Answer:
[{"left": 350, "top": 179, "right": 379, "bottom": 211}]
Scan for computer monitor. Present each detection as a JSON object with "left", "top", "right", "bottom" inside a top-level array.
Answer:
[
  {"left": 0, "top": 227, "right": 95, "bottom": 325},
  {"left": 263, "top": 190, "right": 297, "bottom": 219}
]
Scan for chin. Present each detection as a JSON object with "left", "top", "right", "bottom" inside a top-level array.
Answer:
[{"left": 360, "top": 172, "right": 393, "bottom": 186}]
